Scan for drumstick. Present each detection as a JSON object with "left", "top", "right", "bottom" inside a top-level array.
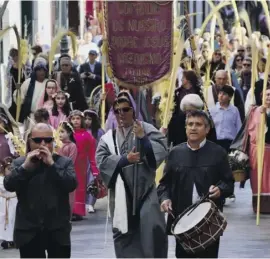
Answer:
[
  {"left": 187, "top": 180, "right": 222, "bottom": 216},
  {"left": 168, "top": 210, "right": 175, "bottom": 219}
]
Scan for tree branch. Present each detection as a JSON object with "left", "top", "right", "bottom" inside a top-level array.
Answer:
[{"left": 0, "top": 1, "right": 9, "bottom": 21}]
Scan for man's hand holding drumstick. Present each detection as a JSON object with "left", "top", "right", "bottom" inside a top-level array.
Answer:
[
  {"left": 209, "top": 185, "right": 221, "bottom": 199},
  {"left": 161, "top": 199, "right": 172, "bottom": 213}
]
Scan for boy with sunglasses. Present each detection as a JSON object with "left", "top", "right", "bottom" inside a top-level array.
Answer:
[{"left": 4, "top": 123, "right": 77, "bottom": 258}]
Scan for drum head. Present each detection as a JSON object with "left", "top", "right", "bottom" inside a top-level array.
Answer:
[{"left": 173, "top": 202, "right": 211, "bottom": 235}]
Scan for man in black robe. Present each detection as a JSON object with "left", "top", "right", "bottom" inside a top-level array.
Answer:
[
  {"left": 157, "top": 110, "right": 234, "bottom": 258},
  {"left": 53, "top": 55, "right": 88, "bottom": 111}
]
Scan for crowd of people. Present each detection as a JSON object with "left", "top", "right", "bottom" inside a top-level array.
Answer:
[{"left": 0, "top": 11, "right": 270, "bottom": 259}]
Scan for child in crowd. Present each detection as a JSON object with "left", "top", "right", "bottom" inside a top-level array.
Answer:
[
  {"left": 84, "top": 109, "right": 104, "bottom": 213},
  {"left": 0, "top": 114, "right": 13, "bottom": 162},
  {"left": 84, "top": 110, "right": 105, "bottom": 146},
  {"left": 34, "top": 108, "right": 50, "bottom": 124},
  {"left": 69, "top": 110, "right": 99, "bottom": 220},
  {"left": 49, "top": 91, "right": 71, "bottom": 129},
  {"left": 0, "top": 157, "right": 17, "bottom": 249},
  {"left": 58, "top": 121, "right": 78, "bottom": 216}
]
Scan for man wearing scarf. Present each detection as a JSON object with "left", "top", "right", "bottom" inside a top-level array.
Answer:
[
  {"left": 96, "top": 96, "right": 168, "bottom": 258},
  {"left": 54, "top": 55, "right": 88, "bottom": 111},
  {"left": 13, "top": 57, "right": 48, "bottom": 128}
]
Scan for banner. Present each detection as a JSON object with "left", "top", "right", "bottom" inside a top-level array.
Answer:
[{"left": 105, "top": 1, "right": 173, "bottom": 87}]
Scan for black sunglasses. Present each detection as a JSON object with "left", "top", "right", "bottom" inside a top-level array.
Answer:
[
  {"left": 114, "top": 107, "right": 132, "bottom": 114},
  {"left": 31, "top": 137, "right": 54, "bottom": 144},
  {"left": 236, "top": 59, "right": 243, "bottom": 62}
]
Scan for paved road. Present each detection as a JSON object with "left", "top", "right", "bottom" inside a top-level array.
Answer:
[{"left": 2, "top": 181, "right": 270, "bottom": 258}]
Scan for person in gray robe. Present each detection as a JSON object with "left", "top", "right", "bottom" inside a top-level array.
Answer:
[{"left": 96, "top": 96, "right": 168, "bottom": 258}]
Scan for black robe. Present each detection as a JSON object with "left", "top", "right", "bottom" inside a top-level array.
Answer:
[
  {"left": 54, "top": 71, "right": 88, "bottom": 111},
  {"left": 157, "top": 141, "right": 234, "bottom": 235}
]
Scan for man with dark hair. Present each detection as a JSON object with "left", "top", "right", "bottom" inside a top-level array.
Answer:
[
  {"left": 240, "top": 57, "right": 252, "bottom": 101},
  {"left": 31, "top": 45, "right": 43, "bottom": 70},
  {"left": 79, "top": 49, "right": 102, "bottom": 97},
  {"left": 157, "top": 110, "right": 234, "bottom": 258},
  {"left": 210, "top": 86, "right": 242, "bottom": 153},
  {"left": 4, "top": 123, "right": 77, "bottom": 258},
  {"left": 96, "top": 96, "right": 168, "bottom": 258},
  {"left": 6, "top": 48, "right": 26, "bottom": 119}
]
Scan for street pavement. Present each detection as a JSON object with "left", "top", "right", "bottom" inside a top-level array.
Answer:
[{"left": 1, "top": 181, "right": 270, "bottom": 258}]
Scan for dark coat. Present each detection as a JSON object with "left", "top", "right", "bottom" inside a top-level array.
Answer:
[
  {"left": 200, "top": 61, "right": 226, "bottom": 80},
  {"left": 4, "top": 154, "right": 77, "bottom": 248},
  {"left": 54, "top": 71, "right": 88, "bottom": 111},
  {"left": 157, "top": 141, "right": 234, "bottom": 234},
  {"left": 79, "top": 61, "right": 102, "bottom": 97}
]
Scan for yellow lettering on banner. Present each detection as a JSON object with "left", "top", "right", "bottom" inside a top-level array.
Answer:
[
  {"left": 143, "top": 36, "right": 171, "bottom": 48},
  {"left": 117, "top": 53, "right": 162, "bottom": 65},
  {"left": 124, "top": 67, "right": 151, "bottom": 77},
  {"left": 112, "top": 20, "right": 124, "bottom": 32},
  {"left": 118, "top": 3, "right": 133, "bottom": 15},
  {"left": 118, "top": 2, "right": 160, "bottom": 16},
  {"left": 134, "top": 3, "right": 160, "bottom": 15},
  {"left": 127, "top": 19, "right": 166, "bottom": 33},
  {"left": 111, "top": 36, "right": 138, "bottom": 48}
]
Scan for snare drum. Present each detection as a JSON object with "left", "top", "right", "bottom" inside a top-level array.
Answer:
[{"left": 171, "top": 200, "right": 227, "bottom": 254}]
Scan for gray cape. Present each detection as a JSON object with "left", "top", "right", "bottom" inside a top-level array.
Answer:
[{"left": 96, "top": 122, "right": 168, "bottom": 258}]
